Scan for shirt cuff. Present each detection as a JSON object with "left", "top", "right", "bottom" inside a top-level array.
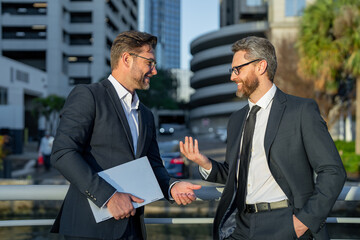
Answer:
[{"left": 199, "top": 166, "right": 212, "bottom": 179}]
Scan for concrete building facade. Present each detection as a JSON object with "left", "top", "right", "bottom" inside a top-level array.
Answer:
[
  {"left": 0, "top": 0, "right": 138, "bottom": 97},
  {"left": 0, "top": 0, "right": 138, "bottom": 152},
  {"left": 0, "top": 56, "right": 47, "bottom": 153}
]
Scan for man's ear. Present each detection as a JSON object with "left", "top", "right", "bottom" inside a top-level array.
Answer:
[
  {"left": 122, "top": 52, "right": 132, "bottom": 68},
  {"left": 257, "top": 60, "right": 268, "bottom": 76}
]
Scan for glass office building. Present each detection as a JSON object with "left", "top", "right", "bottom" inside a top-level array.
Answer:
[{"left": 149, "top": 0, "right": 181, "bottom": 70}]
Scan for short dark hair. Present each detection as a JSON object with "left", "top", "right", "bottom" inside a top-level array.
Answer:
[
  {"left": 232, "top": 36, "right": 277, "bottom": 82},
  {"left": 110, "top": 30, "right": 157, "bottom": 70}
]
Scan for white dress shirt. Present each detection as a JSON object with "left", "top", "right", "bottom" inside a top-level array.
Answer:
[
  {"left": 107, "top": 75, "right": 175, "bottom": 203},
  {"left": 101, "top": 75, "right": 140, "bottom": 207},
  {"left": 108, "top": 74, "right": 139, "bottom": 155},
  {"left": 201, "top": 84, "right": 287, "bottom": 204}
]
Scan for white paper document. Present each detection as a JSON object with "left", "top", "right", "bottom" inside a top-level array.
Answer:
[{"left": 88, "top": 156, "right": 164, "bottom": 223}]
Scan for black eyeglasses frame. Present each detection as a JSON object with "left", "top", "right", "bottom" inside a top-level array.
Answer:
[
  {"left": 129, "top": 53, "right": 157, "bottom": 69},
  {"left": 229, "top": 59, "right": 262, "bottom": 75}
]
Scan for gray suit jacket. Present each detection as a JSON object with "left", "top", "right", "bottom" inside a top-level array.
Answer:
[
  {"left": 206, "top": 89, "right": 346, "bottom": 240},
  {"left": 50, "top": 79, "right": 175, "bottom": 239}
]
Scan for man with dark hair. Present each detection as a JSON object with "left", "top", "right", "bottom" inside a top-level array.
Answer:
[
  {"left": 180, "top": 36, "right": 346, "bottom": 240},
  {"left": 51, "top": 30, "right": 201, "bottom": 240}
]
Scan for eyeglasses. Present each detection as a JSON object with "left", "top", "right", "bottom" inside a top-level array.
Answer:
[
  {"left": 229, "top": 59, "right": 262, "bottom": 75},
  {"left": 129, "top": 53, "right": 157, "bottom": 69}
]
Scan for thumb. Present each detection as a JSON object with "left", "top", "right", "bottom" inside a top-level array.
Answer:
[
  {"left": 189, "top": 184, "right": 202, "bottom": 190},
  {"left": 130, "top": 194, "right": 144, "bottom": 203}
]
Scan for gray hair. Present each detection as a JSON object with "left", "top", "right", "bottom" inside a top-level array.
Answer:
[{"left": 231, "top": 36, "right": 277, "bottom": 82}]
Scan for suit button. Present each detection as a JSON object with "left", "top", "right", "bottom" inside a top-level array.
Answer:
[{"left": 94, "top": 198, "right": 97, "bottom": 201}]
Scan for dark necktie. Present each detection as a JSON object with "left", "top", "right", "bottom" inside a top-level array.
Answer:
[{"left": 236, "top": 105, "right": 261, "bottom": 211}]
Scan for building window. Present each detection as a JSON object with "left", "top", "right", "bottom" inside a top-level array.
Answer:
[
  {"left": 107, "top": 0, "right": 119, "bottom": 13},
  {"left": 106, "top": 38, "right": 113, "bottom": 50},
  {"left": 2, "top": 26, "right": 46, "bottom": 39},
  {"left": 70, "top": 12, "right": 92, "bottom": 23},
  {"left": 122, "top": 0, "right": 128, "bottom": 9},
  {"left": 69, "top": 34, "right": 92, "bottom": 45},
  {"left": 0, "top": 87, "right": 8, "bottom": 105},
  {"left": 16, "top": 70, "right": 29, "bottom": 83},
  {"left": 67, "top": 56, "right": 93, "bottom": 63},
  {"left": 285, "top": 0, "right": 306, "bottom": 17},
  {"left": 69, "top": 77, "right": 92, "bottom": 85},
  {"left": 1, "top": 3, "right": 47, "bottom": 15},
  {"left": 246, "top": 0, "right": 263, "bottom": 7},
  {"left": 106, "top": 17, "right": 119, "bottom": 32}
]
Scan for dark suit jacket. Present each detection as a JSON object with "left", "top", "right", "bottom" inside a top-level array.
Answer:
[
  {"left": 50, "top": 79, "right": 176, "bottom": 239},
  {"left": 205, "top": 89, "right": 346, "bottom": 240}
]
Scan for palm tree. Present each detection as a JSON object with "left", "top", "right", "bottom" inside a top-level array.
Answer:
[{"left": 297, "top": 0, "right": 360, "bottom": 152}]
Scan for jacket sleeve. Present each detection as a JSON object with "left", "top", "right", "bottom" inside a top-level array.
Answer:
[
  {"left": 296, "top": 99, "right": 346, "bottom": 233},
  {"left": 51, "top": 85, "right": 116, "bottom": 208}
]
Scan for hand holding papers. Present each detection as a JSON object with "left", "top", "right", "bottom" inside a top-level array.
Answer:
[{"left": 88, "top": 156, "right": 164, "bottom": 223}]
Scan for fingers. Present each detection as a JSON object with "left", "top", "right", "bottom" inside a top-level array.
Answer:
[
  {"left": 174, "top": 193, "right": 196, "bottom": 205},
  {"left": 194, "top": 139, "right": 199, "bottom": 154},
  {"left": 179, "top": 141, "right": 184, "bottom": 154},
  {"left": 107, "top": 193, "right": 137, "bottom": 220},
  {"left": 190, "top": 184, "right": 202, "bottom": 190},
  {"left": 181, "top": 136, "right": 197, "bottom": 154},
  {"left": 130, "top": 194, "right": 144, "bottom": 203},
  {"left": 189, "top": 136, "right": 194, "bottom": 153}
]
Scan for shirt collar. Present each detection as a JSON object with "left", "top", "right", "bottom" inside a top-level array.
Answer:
[
  {"left": 248, "top": 84, "right": 277, "bottom": 110},
  {"left": 108, "top": 74, "right": 139, "bottom": 110}
]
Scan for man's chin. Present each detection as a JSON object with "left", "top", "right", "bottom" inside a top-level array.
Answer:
[
  {"left": 141, "top": 84, "right": 150, "bottom": 90},
  {"left": 236, "top": 90, "right": 245, "bottom": 98}
]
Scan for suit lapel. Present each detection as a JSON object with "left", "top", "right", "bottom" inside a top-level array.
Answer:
[
  {"left": 136, "top": 104, "right": 147, "bottom": 158},
  {"left": 102, "top": 79, "right": 135, "bottom": 156},
  {"left": 264, "top": 89, "right": 287, "bottom": 161}
]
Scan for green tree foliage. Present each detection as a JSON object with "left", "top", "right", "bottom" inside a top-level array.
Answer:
[
  {"left": 137, "top": 69, "right": 179, "bottom": 109},
  {"left": 297, "top": 0, "right": 360, "bottom": 152},
  {"left": 297, "top": 0, "right": 360, "bottom": 94},
  {"left": 32, "top": 94, "right": 66, "bottom": 135}
]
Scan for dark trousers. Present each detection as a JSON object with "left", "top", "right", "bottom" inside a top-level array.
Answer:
[
  {"left": 43, "top": 154, "right": 51, "bottom": 170},
  {"left": 225, "top": 207, "right": 313, "bottom": 240},
  {"left": 64, "top": 216, "right": 143, "bottom": 240}
]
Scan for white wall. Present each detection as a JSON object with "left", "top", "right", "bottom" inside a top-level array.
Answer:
[{"left": 0, "top": 56, "right": 47, "bottom": 129}]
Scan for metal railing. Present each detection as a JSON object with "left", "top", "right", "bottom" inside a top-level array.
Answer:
[{"left": 0, "top": 185, "right": 359, "bottom": 227}]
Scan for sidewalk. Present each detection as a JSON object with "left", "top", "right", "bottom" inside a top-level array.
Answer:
[{"left": 4, "top": 141, "right": 66, "bottom": 184}]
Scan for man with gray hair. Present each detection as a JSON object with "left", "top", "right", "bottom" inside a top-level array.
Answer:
[{"left": 180, "top": 36, "right": 346, "bottom": 239}]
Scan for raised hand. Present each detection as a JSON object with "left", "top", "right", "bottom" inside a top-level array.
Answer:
[
  {"left": 170, "top": 181, "right": 202, "bottom": 205},
  {"left": 107, "top": 192, "right": 144, "bottom": 220},
  {"left": 179, "top": 136, "right": 212, "bottom": 170}
]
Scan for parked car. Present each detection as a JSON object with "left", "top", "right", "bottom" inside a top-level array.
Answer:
[
  {"left": 159, "top": 124, "right": 175, "bottom": 135},
  {"left": 216, "top": 127, "right": 227, "bottom": 143},
  {"left": 158, "top": 140, "right": 189, "bottom": 178}
]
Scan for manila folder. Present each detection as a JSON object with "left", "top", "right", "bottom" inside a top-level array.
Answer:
[{"left": 88, "top": 156, "right": 164, "bottom": 223}]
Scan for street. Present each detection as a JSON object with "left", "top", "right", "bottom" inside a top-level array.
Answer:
[{"left": 158, "top": 127, "right": 226, "bottom": 180}]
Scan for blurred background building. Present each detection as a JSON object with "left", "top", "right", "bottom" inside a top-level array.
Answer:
[
  {"left": 188, "top": 0, "right": 313, "bottom": 134},
  {"left": 0, "top": 0, "right": 138, "bottom": 152},
  {"left": 139, "top": 0, "right": 181, "bottom": 70}
]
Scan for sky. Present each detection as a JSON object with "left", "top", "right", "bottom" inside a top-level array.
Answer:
[{"left": 180, "top": 0, "right": 220, "bottom": 70}]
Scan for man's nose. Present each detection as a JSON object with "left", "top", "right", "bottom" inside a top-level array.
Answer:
[
  {"left": 151, "top": 66, "right": 157, "bottom": 75},
  {"left": 230, "top": 72, "right": 237, "bottom": 82}
]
